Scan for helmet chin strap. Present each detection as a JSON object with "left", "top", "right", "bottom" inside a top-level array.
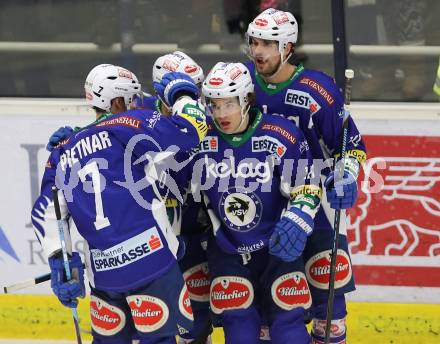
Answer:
[{"left": 261, "top": 50, "right": 292, "bottom": 82}]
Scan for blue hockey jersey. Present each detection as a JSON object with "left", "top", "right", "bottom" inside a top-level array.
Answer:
[
  {"left": 246, "top": 62, "right": 367, "bottom": 230},
  {"left": 192, "top": 109, "right": 321, "bottom": 254},
  {"left": 31, "top": 106, "right": 207, "bottom": 292}
]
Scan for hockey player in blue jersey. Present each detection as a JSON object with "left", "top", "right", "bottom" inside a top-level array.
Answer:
[
  {"left": 192, "top": 61, "right": 322, "bottom": 344},
  {"left": 45, "top": 53, "right": 213, "bottom": 344},
  {"left": 132, "top": 51, "right": 213, "bottom": 344},
  {"left": 31, "top": 63, "right": 207, "bottom": 344},
  {"left": 245, "top": 8, "right": 367, "bottom": 344}
]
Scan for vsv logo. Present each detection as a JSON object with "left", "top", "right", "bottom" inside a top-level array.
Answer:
[{"left": 0, "top": 226, "right": 20, "bottom": 263}]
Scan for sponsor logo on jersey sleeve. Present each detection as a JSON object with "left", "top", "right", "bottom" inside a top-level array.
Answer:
[
  {"left": 305, "top": 250, "right": 352, "bottom": 289},
  {"left": 90, "top": 227, "right": 164, "bottom": 272},
  {"left": 271, "top": 272, "right": 312, "bottom": 310},
  {"left": 261, "top": 124, "right": 296, "bottom": 144},
  {"left": 219, "top": 188, "right": 262, "bottom": 232},
  {"left": 285, "top": 89, "right": 321, "bottom": 114},
  {"left": 252, "top": 135, "right": 287, "bottom": 160},
  {"left": 96, "top": 116, "right": 141, "bottom": 129},
  {"left": 183, "top": 262, "right": 210, "bottom": 302},
  {"left": 210, "top": 276, "right": 254, "bottom": 314},
  {"left": 299, "top": 77, "right": 335, "bottom": 105},
  {"left": 90, "top": 295, "right": 126, "bottom": 336}
]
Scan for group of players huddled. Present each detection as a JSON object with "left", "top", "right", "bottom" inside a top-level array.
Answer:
[{"left": 31, "top": 8, "right": 366, "bottom": 344}]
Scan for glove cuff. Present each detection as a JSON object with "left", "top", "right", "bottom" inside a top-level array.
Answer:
[{"left": 283, "top": 209, "right": 313, "bottom": 235}]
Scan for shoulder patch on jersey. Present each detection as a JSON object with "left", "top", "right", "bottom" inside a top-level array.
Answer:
[
  {"left": 210, "top": 276, "right": 254, "bottom": 314},
  {"left": 96, "top": 115, "right": 141, "bottom": 129},
  {"left": 219, "top": 188, "right": 263, "bottom": 232},
  {"left": 183, "top": 262, "right": 210, "bottom": 302},
  {"left": 284, "top": 89, "right": 321, "bottom": 114},
  {"left": 178, "top": 285, "right": 194, "bottom": 321},
  {"left": 126, "top": 294, "right": 170, "bottom": 333},
  {"left": 90, "top": 295, "right": 126, "bottom": 336},
  {"left": 299, "top": 77, "right": 335, "bottom": 105},
  {"left": 305, "top": 249, "right": 352, "bottom": 290},
  {"left": 271, "top": 272, "right": 312, "bottom": 310},
  {"left": 252, "top": 135, "right": 287, "bottom": 160},
  {"left": 261, "top": 124, "right": 296, "bottom": 144}
]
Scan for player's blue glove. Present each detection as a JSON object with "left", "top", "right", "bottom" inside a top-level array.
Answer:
[
  {"left": 153, "top": 72, "right": 199, "bottom": 107},
  {"left": 46, "top": 126, "right": 73, "bottom": 152},
  {"left": 324, "top": 170, "right": 358, "bottom": 209},
  {"left": 48, "top": 252, "right": 85, "bottom": 308},
  {"left": 269, "top": 207, "right": 314, "bottom": 262}
]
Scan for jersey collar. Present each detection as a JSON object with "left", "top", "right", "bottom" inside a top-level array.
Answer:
[
  {"left": 255, "top": 64, "right": 304, "bottom": 96},
  {"left": 218, "top": 108, "right": 263, "bottom": 147}
]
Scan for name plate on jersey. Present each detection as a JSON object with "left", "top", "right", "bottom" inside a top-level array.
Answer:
[{"left": 90, "top": 227, "right": 164, "bottom": 272}]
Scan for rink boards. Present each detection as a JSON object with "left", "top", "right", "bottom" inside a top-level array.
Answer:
[{"left": 0, "top": 100, "right": 439, "bottom": 341}]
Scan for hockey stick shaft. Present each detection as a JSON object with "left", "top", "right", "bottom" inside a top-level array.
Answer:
[
  {"left": 52, "top": 186, "right": 83, "bottom": 344},
  {"left": 2, "top": 273, "right": 51, "bottom": 294},
  {"left": 324, "top": 69, "right": 354, "bottom": 344}
]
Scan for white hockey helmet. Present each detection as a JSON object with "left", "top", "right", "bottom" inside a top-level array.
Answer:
[
  {"left": 84, "top": 64, "right": 141, "bottom": 112},
  {"left": 202, "top": 62, "right": 254, "bottom": 109},
  {"left": 152, "top": 51, "right": 204, "bottom": 85},
  {"left": 247, "top": 8, "right": 298, "bottom": 55}
]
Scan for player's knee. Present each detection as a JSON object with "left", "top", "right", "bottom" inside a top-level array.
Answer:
[
  {"left": 222, "top": 308, "right": 261, "bottom": 344},
  {"left": 270, "top": 308, "right": 310, "bottom": 344}
]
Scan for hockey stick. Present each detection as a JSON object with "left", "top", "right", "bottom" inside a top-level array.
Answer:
[
  {"left": 2, "top": 272, "right": 51, "bottom": 294},
  {"left": 324, "top": 69, "right": 354, "bottom": 344},
  {"left": 2, "top": 261, "right": 87, "bottom": 294},
  {"left": 52, "top": 186, "right": 83, "bottom": 344}
]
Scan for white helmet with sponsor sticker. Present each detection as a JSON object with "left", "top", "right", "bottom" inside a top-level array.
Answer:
[
  {"left": 202, "top": 62, "right": 254, "bottom": 109},
  {"left": 152, "top": 51, "right": 204, "bottom": 86},
  {"left": 247, "top": 8, "right": 298, "bottom": 54},
  {"left": 84, "top": 64, "right": 141, "bottom": 112}
]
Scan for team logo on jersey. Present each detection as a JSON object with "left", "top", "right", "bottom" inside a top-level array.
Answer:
[
  {"left": 183, "top": 262, "right": 210, "bottom": 302},
  {"left": 285, "top": 89, "right": 321, "bottom": 114},
  {"left": 299, "top": 140, "right": 310, "bottom": 153},
  {"left": 255, "top": 18, "right": 268, "bottom": 27},
  {"left": 305, "top": 250, "right": 352, "bottom": 290},
  {"left": 210, "top": 276, "right": 254, "bottom": 314},
  {"left": 208, "top": 77, "right": 223, "bottom": 86},
  {"left": 252, "top": 135, "right": 287, "bottom": 160},
  {"left": 178, "top": 285, "right": 194, "bottom": 321},
  {"left": 184, "top": 64, "right": 198, "bottom": 74},
  {"left": 90, "top": 295, "right": 126, "bottom": 336},
  {"left": 127, "top": 295, "right": 169, "bottom": 333},
  {"left": 219, "top": 188, "right": 262, "bottom": 232},
  {"left": 271, "top": 272, "right": 312, "bottom": 311}
]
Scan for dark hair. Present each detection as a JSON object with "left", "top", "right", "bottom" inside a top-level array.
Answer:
[{"left": 247, "top": 92, "right": 256, "bottom": 108}]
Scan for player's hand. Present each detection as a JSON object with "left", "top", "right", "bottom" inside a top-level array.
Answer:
[
  {"left": 324, "top": 170, "right": 358, "bottom": 209},
  {"left": 48, "top": 252, "right": 85, "bottom": 308},
  {"left": 46, "top": 126, "right": 73, "bottom": 152},
  {"left": 269, "top": 207, "right": 313, "bottom": 262},
  {"left": 153, "top": 72, "right": 199, "bottom": 107}
]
